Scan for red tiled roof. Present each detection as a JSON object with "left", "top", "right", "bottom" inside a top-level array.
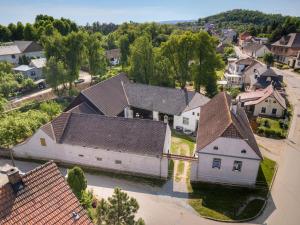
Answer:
[{"left": 0, "top": 161, "right": 93, "bottom": 225}]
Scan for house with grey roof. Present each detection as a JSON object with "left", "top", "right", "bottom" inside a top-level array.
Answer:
[
  {"left": 66, "top": 73, "right": 210, "bottom": 133},
  {"left": 190, "top": 92, "right": 262, "bottom": 186},
  {"left": 0, "top": 41, "right": 43, "bottom": 64},
  {"left": 13, "top": 112, "right": 171, "bottom": 179},
  {"left": 242, "top": 43, "right": 270, "bottom": 58}
]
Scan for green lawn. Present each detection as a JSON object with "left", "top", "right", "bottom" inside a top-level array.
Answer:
[
  {"left": 171, "top": 132, "right": 195, "bottom": 156},
  {"left": 188, "top": 157, "right": 276, "bottom": 221},
  {"left": 256, "top": 117, "right": 288, "bottom": 139},
  {"left": 175, "top": 160, "right": 185, "bottom": 182}
]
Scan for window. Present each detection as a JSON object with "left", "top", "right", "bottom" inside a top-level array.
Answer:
[
  {"left": 212, "top": 158, "right": 221, "bottom": 169},
  {"left": 241, "top": 149, "right": 247, "bottom": 154},
  {"left": 40, "top": 138, "right": 46, "bottom": 146},
  {"left": 30, "top": 71, "right": 36, "bottom": 76},
  {"left": 273, "top": 100, "right": 277, "bottom": 104},
  {"left": 272, "top": 108, "right": 277, "bottom": 115},
  {"left": 11, "top": 54, "right": 15, "bottom": 59},
  {"left": 264, "top": 100, "right": 268, "bottom": 103},
  {"left": 192, "top": 112, "right": 195, "bottom": 115},
  {"left": 115, "top": 160, "right": 122, "bottom": 164},
  {"left": 213, "top": 146, "right": 218, "bottom": 150},
  {"left": 183, "top": 117, "right": 189, "bottom": 125},
  {"left": 261, "top": 107, "right": 266, "bottom": 113},
  {"left": 96, "top": 157, "right": 102, "bottom": 161},
  {"left": 233, "top": 161, "right": 242, "bottom": 172},
  {"left": 197, "top": 113, "right": 200, "bottom": 116},
  {"left": 78, "top": 154, "right": 84, "bottom": 157}
]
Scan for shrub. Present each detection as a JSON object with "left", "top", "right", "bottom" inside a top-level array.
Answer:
[{"left": 67, "top": 166, "right": 87, "bottom": 199}]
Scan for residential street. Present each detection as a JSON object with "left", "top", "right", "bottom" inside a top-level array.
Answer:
[{"left": 1, "top": 68, "right": 300, "bottom": 225}]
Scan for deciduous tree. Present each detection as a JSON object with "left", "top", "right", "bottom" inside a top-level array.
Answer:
[{"left": 67, "top": 166, "right": 87, "bottom": 199}]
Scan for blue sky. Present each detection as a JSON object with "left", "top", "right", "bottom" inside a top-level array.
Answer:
[{"left": 0, "top": 0, "right": 299, "bottom": 25}]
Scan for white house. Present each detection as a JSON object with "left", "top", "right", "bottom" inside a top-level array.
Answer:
[
  {"left": 0, "top": 41, "right": 44, "bottom": 64},
  {"left": 65, "top": 73, "right": 210, "bottom": 133},
  {"left": 221, "top": 29, "right": 237, "bottom": 44},
  {"left": 243, "top": 43, "right": 270, "bottom": 58},
  {"left": 13, "top": 112, "right": 171, "bottom": 179},
  {"left": 191, "top": 92, "right": 262, "bottom": 186},
  {"left": 237, "top": 85, "right": 286, "bottom": 118},
  {"left": 223, "top": 58, "right": 263, "bottom": 88},
  {"left": 105, "top": 48, "right": 120, "bottom": 66}
]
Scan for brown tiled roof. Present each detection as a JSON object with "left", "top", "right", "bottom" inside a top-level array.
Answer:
[
  {"left": 196, "top": 92, "right": 262, "bottom": 159},
  {"left": 81, "top": 73, "right": 129, "bottom": 116},
  {"left": 271, "top": 33, "right": 300, "bottom": 48},
  {"left": 239, "top": 85, "right": 286, "bottom": 109},
  {"left": 43, "top": 113, "right": 168, "bottom": 157},
  {"left": 0, "top": 161, "right": 93, "bottom": 225}
]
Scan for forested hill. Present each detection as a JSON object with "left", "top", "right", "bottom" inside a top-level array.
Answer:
[{"left": 198, "top": 9, "right": 300, "bottom": 42}]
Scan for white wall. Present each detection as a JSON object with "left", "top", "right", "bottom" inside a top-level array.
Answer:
[
  {"left": 191, "top": 137, "right": 261, "bottom": 186},
  {"left": 253, "top": 96, "right": 285, "bottom": 117},
  {"left": 13, "top": 129, "right": 169, "bottom": 178},
  {"left": 0, "top": 51, "right": 44, "bottom": 65},
  {"left": 255, "top": 46, "right": 270, "bottom": 58},
  {"left": 173, "top": 107, "right": 200, "bottom": 132}
]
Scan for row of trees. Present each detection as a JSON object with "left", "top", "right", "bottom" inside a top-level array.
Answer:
[
  {"left": 128, "top": 31, "right": 224, "bottom": 97},
  {"left": 0, "top": 15, "right": 78, "bottom": 42},
  {"left": 67, "top": 166, "right": 145, "bottom": 225},
  {"left": 43, "top": 31, "right": 107, "bottom": 94}
]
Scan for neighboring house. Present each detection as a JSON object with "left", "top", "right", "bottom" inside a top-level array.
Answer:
[
  {"left": 252, "top": 67, "right": 283, "bottom": 90},
  {"left": 294, "top": 51, "right": 300, "bottom": 69},
  {"left": 271, "top": 33, "right": 300, "bottom": 67},
  {"left": 29, "top": 57, "right": 46, "bottom": 78},
  {"left": 243, "top": 43, "right": 270, "bottom": 58},
  {"left": 105, "top": 48, "right": 120, "bottom": 65},
  {"left": 65, "top": 73, "right": 210, "bottom": 133},
  {"left": 13, "top": 112, "right": 171, "bottom": 179},
  {"left": 237, "top": 85, "right": 286, "bottom": 118},
  {"left": 221, "top": 29, "right": 237, "bottom": 44},
  {"left": 190, "top": 92, "right": 262, "bottom": 186},
  {"left": 224, "top": 57, "right": 263, "bottom": 88},
  {"left": 0, "top": 41, "right": 44, "bottom": 64},
  {"left": 239, "top": 31, "right": 252, "bottom": 47},
  {"left": 0, "top": 161, "right": 93, "bottom": 224},
  {"left": 13, "top": 65, "right": 40, "bottom": 80}
]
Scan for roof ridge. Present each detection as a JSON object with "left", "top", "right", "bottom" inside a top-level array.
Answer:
[{"left": 23, "top": 160, "right": 55, "bottom": 177}]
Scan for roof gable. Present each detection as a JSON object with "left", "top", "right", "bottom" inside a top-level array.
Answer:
[{"left": 196, "top": 92, "right": 262, "bottom": 159}]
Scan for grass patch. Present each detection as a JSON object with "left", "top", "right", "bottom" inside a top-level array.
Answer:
[
  {"left": 256, "top": 117, "right": 288, "bottom": 139},
  {"left": 168, "top": 159, "right": 174, "bottom": 179},
  {"left": 216, "top": 69, "right": 225, "bottom": 80},
  {"left": 175, "top": 160, "right": 185, "bottom": 182},
  {"left": 188, "top": 157, "right": 276, "bottom": 221},
  {"left": 171, "top": 132, "right": 195, "bottom": 156}
]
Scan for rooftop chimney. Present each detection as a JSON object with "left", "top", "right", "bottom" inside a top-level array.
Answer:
[{"left": 6, "top": 168, "right": 24, "bottom": 193}]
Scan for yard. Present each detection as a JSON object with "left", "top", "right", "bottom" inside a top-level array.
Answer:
[
  {"left": 256, "top": 117, "right": 289, "bottom": 139},
  {"left": 170, "top": 132, "right": 195, "bottom": 182},
  {"left": 187, "top": 157, "right": 276, "bottom": 221}
]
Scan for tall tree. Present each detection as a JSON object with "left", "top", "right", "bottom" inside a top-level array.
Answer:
[
  {"left": 64, "top": 31, "right": 87, "bottom": 88},
  {"left": 67, "top": 166, "right": 87, "bottom": 199},
  {"left": 23, "top": 23, "right": 36, "bottom": 41},
  {"left": 42, "top": 31, "right": 66, "bottom": 61},
  {"left": 0, "top": 25, "right": 11, "bottom": 42},
  {"left": 263, "top": 53, "right": 274, "bottom": 67},
  {"left": 86, "top": 33, "right": 107, "bottom": 82},
  {"left": 193, "top": 31, "right": 224, "bottom": 97},
  {"left": 15, "top": 22, "right": 24, "bottom": 40},
  {"left": 129, "top": 35, "right": 154, "bottom": 84},
  {"left": 7, "top": 23, "right": 17, "bottom": 40},
  {"left": 44, "top": 56, "right": 67, "bottom": 95},
  {"left": 95, "top": 188, "right": 145, "bottom": 225},
  {"left": 119, "top": 34, "right": 130, "bottom": 67},
  {"left": 162, "top": 31, "right": 196, "bottom": 88}
]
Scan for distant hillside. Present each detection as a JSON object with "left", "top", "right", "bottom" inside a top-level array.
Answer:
[
  {"left": 159, "top": 19, "right": 197, "bottom": 25},
  {"left": 198, "top": 9, "right": 300, "bottom": 42}
]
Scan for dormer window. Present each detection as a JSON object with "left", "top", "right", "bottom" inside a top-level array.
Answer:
[
  {"left": 213, "top": 146, "right": 218, "bottom": 150},
  {"left": 241, "top": 149, "right": 247, "bottom": 154}
]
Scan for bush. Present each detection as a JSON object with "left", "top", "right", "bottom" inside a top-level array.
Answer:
[{"left": 67, "top": 166, "right": 87, "bottom": 199}]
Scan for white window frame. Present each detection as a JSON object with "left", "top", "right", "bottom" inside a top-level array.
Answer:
[{"left": 233, "top": 161, "right": 242, "bottom": 172}]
